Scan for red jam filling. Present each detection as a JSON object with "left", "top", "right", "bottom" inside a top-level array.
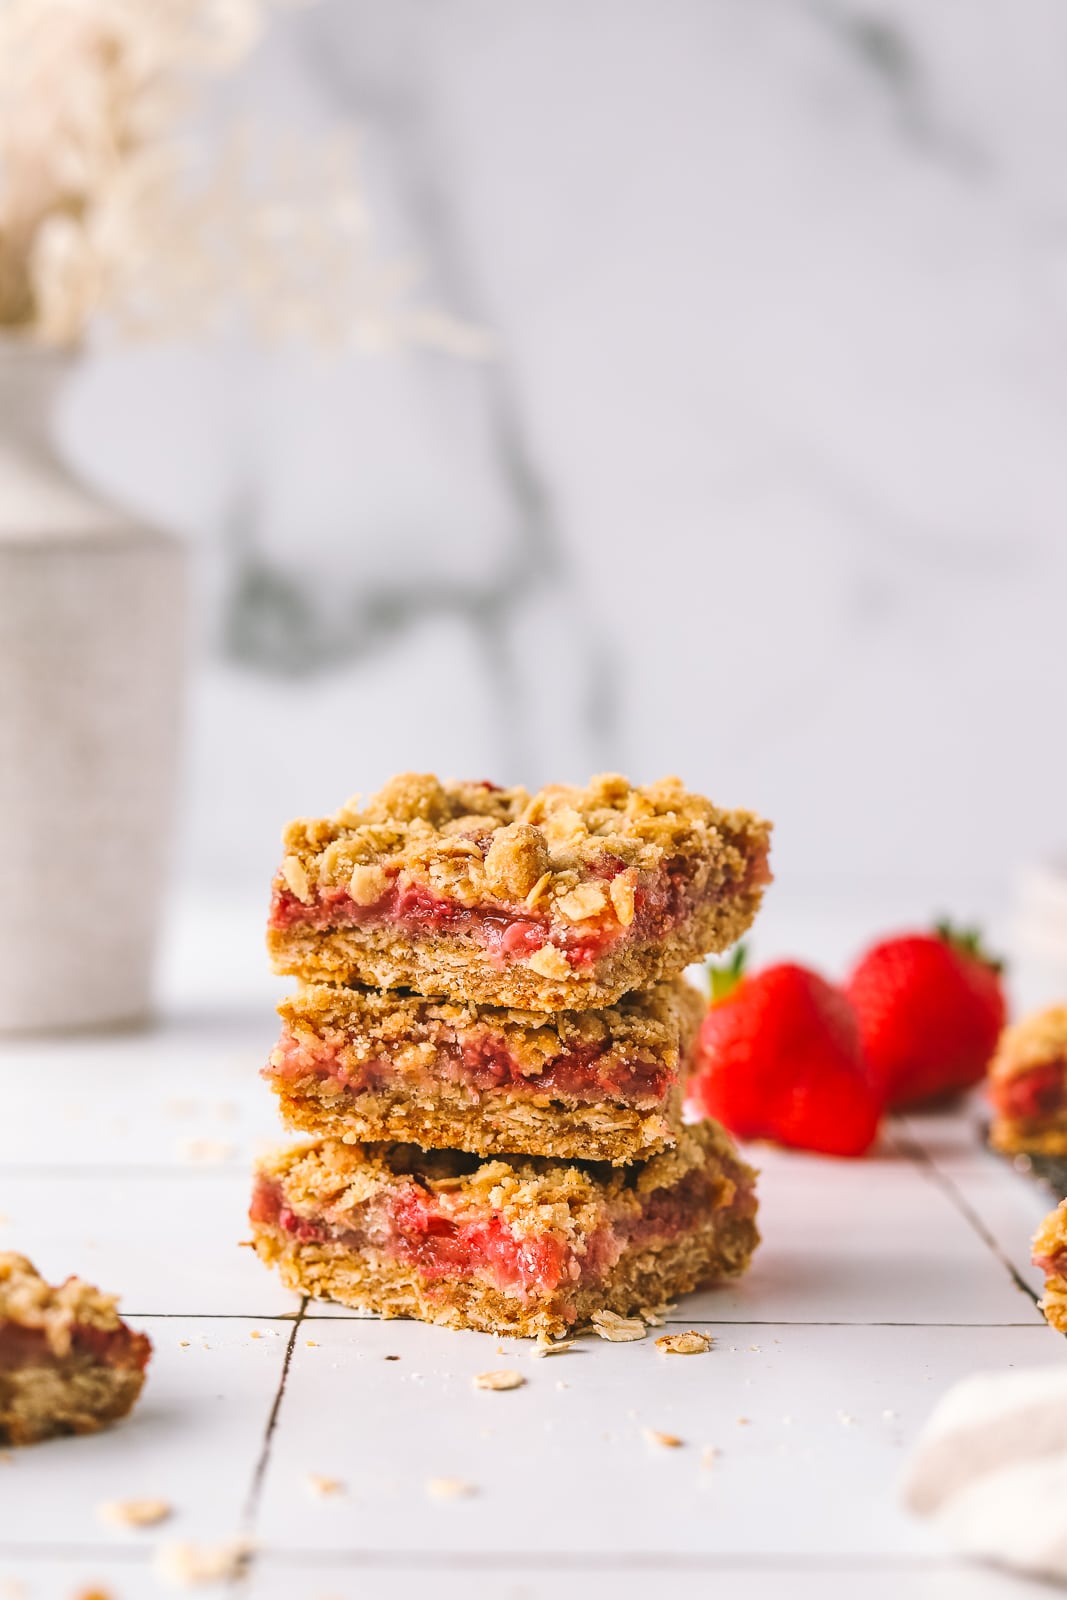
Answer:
[
  {"left": 0, "top": 1319, "right": 151, "bottom": 1372},
  {"left": 1033, "top": 1247, "right": 1067, "bottom": 1280},
  {"left": 269, "top": 854, "right": 710, "bottom": 971},
  {"left": 992, "top": 1062, "right": 1066, "bottom": 1123},
  {"left": 265, "top": 1026, "right": 671, "bottom": 1108}
]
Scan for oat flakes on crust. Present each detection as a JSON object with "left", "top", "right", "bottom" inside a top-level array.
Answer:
[
  {"left": 0, "top": 1254, "right": 151, "bottom": 1446},
  {"left": 1034, "top": 1199, "right": 1067, "bottom": 1335},
  {"left": 991, "top": 1006, "right": 1067, "bottom": 1080},
  {"left": 989, "top": 1005, "right": 1067, "bottom": 1156},
  {"left": 268, "top": 772, "right": 771, "bottom": 1007},
  {"left": 250, "top": 1121, "right": 759, "bottom": 1339}
]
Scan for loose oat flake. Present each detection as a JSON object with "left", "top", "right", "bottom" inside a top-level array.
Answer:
[
  {"left": 655, "top": 1331, "right": 712, "bottom": 1356},
  {"left": 590, "top": 1310, "right": 646, "bottom": 1343},
  {"left": 643, "top": 1428, "right": 683, "bottom": 1449},
  {"left": 426, "top": 1477, "right": 476, "bottom": 1500},
  {"left": 306, "top": 1474, "right": 344, "bottom": 1496},
  {"left": 473, "top": 1369, "right": 526, "bottom": 1391},
  {"left": 532, "top": 1335, "right": 574, "bottom": 1358},
  {"left": 153, "top": 1536, "right": 254, "bottom": 1586},
  {"left": 97, "top": 1497, "right": 171, "bottom": 1528}
]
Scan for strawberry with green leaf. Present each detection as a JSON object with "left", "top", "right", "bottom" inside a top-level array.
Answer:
[
  {"left": 690, "top": 947, "right": 882, "bottom": 1158},
  {"left": 844, "top": 922, "right": 1006, "bottom": 1107}
]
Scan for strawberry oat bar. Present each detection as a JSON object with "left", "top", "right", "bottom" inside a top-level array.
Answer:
[
  {"left": 990, "top": 1007, "right": 1067, "bottom": 1158},
  {"left": 0, "top": 1253, "right": 151, "bottom": 1445},
  {"left": 1033, "top": 1199, "right": 1067, "bottom": 1334},
  {"left": 265, "top": 977, "right": 705, "bottom": 1165},
  {"left": 267, "top": 773, "right": 771, "bottom": 1011},
  {"left": 249, "top": 1119, "right": 758, "bottom": 1338}
]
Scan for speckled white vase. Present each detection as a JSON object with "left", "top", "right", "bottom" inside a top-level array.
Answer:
[{"left": 0, "top": 340, "right": 186, "bottom": 1032}]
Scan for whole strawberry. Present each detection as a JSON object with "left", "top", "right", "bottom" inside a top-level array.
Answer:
[
  {"left": 844, "top": 922, "right": 1006, "bottom": 1107},
  {"left": 690, "top": 951, "right": 881, "bottom": 1158}
]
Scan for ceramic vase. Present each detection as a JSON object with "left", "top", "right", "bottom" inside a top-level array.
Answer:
[{"left": 0, "top": 338, "right": 186, "bottom": 1031}]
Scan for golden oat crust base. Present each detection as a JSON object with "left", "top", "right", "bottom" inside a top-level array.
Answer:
[
  {"left": 989, "top": 1006, "right": 1067, "bottom": 1156},
  {"left": 1034, "top": 1200, "right": 1067, "bottom": 1335},
  {"left": 273, "top": 1078, "right": 687, "bottom": 1165},
  {"left": 250, "top": 1121, "right": 758, "bottom": 1338},
  {"left": 269, "top": 772, "right": 771, "bottom": 1009},
  {"left": 269, "top": 978, "right": 705, "bottom": 1163},
  {"left": 0, "top": 1253, "right": 150, "bottom": 1445}
]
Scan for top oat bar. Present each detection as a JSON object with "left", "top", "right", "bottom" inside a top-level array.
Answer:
[{"left": 267, "top": 772, "right": 771, "bottom": 1010}]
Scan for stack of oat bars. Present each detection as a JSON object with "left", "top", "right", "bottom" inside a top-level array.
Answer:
[{"left": 250, "top": 773, "right": 772, "bottom": 1339}]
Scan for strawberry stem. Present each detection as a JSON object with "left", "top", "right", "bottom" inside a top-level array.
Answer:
[
  {"left": 708, "top": 943, "right": 747, "bottom": 1003},
  {"left": 933, "top": 917, "right": 1005, "bottom": 975}
]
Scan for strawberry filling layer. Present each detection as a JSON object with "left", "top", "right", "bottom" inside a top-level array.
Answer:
[
  {"left": 1034, "top": 1248, "right": 1067, "bottom": 1281},
  {"left": 269, "top": 856, "right": 713, "bottom": 971},
  {"left": 250, "top": 1159, "right": 749, "bottom": 1307},
  {"left": 265, "top": 1026, "right": 672, "bottom": 1109},
  {"left": 0, "top": 1319, "right": 151, "bottom": 1373},
  {"left": 992, "top": 1062, "right": 1067, "bottom": 1124}
]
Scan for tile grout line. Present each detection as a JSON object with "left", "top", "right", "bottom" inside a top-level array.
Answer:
[
  {"left": 890, "top": 1125, "right": 1043, "bottom": 1313},
  {"left": 237, "top": 1294, "right": 306, "bottom": 1580}
]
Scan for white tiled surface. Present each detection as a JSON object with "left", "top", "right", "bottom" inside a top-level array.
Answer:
[{"left": 1, "top": 910, "right": 1064, "bottom": 1599}]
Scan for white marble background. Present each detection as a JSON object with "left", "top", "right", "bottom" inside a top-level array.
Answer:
[{"left": 58, "top": 0, "right": 1067, "bottom": 926}]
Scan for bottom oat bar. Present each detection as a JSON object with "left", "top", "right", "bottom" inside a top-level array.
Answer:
[
  {"left": 1034, "top": 1199, "right": 1067, "bottom": 1334},
  {"left": 249, "top": 1119, "right": 758, "bottom": 1338},
  {"left": 265, "top": 978, "right": 705, "bottom": 1165},
  {"left": 990, "top": 1006, "right": 1067, "bottom": 1158},
  {"left": 0, "top": 1253, "right": 152, "bottom": 1445}
]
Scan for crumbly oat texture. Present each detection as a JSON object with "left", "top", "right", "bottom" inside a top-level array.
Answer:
[
  {"left": 0, "top": 1253, "right": 151, "bottom": 1446},
  {"left": 1034, "top": 1200, "right": 1067, "bottom": 1334},
  {"left": 267, "top": 772, "right": 771, "bottom": 1009},
  {"left": 249, "top": 1120, "right": 759, "bottom": 1339},
  {"left": 989, "top": 1006, "right": 1067, "bottom": 1157},
  {"left": 267, "top": 978, "right": 704, "bottom": 1164}
]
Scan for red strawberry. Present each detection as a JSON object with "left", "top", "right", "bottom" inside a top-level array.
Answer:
[
  {"left": 844, "top": 922, "right": 1006, "bottom": 1107},
  {"left": 690, "top": 950, "right": 881, "bottom": 1158}
]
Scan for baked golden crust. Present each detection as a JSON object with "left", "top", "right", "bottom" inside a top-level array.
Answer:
[
  {"left": 267, "top": 772, "right": 771, "bottom": 1009},
  {"left": 0, "top": 1254, "right": 151, "bottom": 1445},
  {"left": 266, "top": 978, "right": 705, "bottom": 1164},
  {"left": 249, "top": 1120, "right": 759, "bottom": 1338},
  {"left": 1033, "top": 1200, "right": 1067, "bottom": 1335},
  {"left": 989, "top": 1006, "right": 1067, "bottom": 1156}
]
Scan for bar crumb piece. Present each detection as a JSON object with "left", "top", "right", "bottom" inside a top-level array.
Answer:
[
  {"left": 153, "top": 1536, "right": 255, "bottom": 1587},
  {"left": 532, "top": 1335, "right": 575, "bottom": 1358},
  {"left": 426, "top": 1476, "right": 477, "bottom": 1500},
  {"left": 655, "top": 1330, "right": 713, "bottom": 1355},
  {"left": 306, "top": 1473, "right": 344, "bottom": 1496},
  {"left": 643, "top": 1427, "right": 683, "bottom": 1448},
  {"left": 473, "top": 1369, "right": 526, "bottom": 1391},
  {"left": 97, "top": 1497, "right": 171, "bottom": 1528},
  {"left": 591, "top": 1310, "right": 647, "bottom": 1342}
]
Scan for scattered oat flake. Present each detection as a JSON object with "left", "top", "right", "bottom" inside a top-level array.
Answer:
[
  {"left": 307, "top": 1473, "right": 344, "bottom": 1496},
  {"left": 532, "top": 1334, "right": 574, "bottom": 1358},
  {"left": 249, "top": 1330, "right": 262, "bottom": 1340},
  {"left": 98, "top": 1497, "right": 171, "bottom": 1528},
  {"left": 177, "top": 1138, "right": 235, "bottom": 1164},
  {"left": 555, "top": 1380, "right": 570, "bottom": 1390},
  {"left": 305, "top": 1340, "right": 318, "bottom": 1347},
  {"left": 643, "top": 1427, "right": 683, "bottom": 1449},
  {"left": 178, "top": 1340, "right": 190, "bottom": 1348},
  {"left": 655, "top": 1331, "right": 712, "bottom": 1356},
  {"left": 748, "top": 1344, "right": 761, "bottom": 1352},
  {"left": 153, "top": 1535, "right": 254, "bottom": 1586},
  {"left": 426, "top": 1477, "right": 476, "bottom": 1500},
  {"left": 590, "top": 1310, "right": 646, "bottom": 1342},
  {"left": 882, "top": 1409, "right": 897, "bottom": 1420},
  {"left": 737, "top": 1417, "right": 751, "bottom": 1425},
  {"left": 838, "top": 1412, "right": 856, "bottom": 1426},
  {"left": 473, "top": 1369, "right": 526, "bottom": 1391},
  {"left": 701, "top": 1446, "right": 719, "bottom": 1467}
]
